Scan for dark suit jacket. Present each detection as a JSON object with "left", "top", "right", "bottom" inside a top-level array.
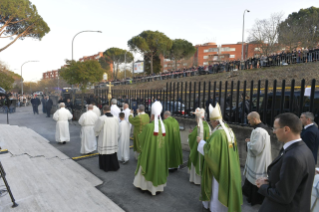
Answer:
[
  {"left": 301, "top": 125, "right": 319, "bottom": 164},
  {"left": 46, "top": 99, "right": 53, "bottom": 109},
  {"left": 258, "top": 141, "right": 315, "bottom": 212}
]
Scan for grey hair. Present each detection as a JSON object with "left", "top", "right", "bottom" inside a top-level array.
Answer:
[
  {"left": 111, "top": 99, "right": 117, "bottom": 104},
  {"left": 59, "top": 102, "right": 65, "bottom": 108},
  {"left": 138, "top": 104, "right": 145, "bottom": 112},
  {"left": 164, "top": 111, "right": 171, "bottom": 117},
  {"left": 302, "top": 112, "right": 314, "bottom": 122}
]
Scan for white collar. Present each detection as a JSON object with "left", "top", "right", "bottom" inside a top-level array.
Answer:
[
  {"left": 138, "top": 112, "right": 145, "bottom": 115},
  {"left": 283, "top": 138, "right": 302, "bottom": 150},
  {"left": 304, "top": 123, "right": 314, "bottom": 129}
]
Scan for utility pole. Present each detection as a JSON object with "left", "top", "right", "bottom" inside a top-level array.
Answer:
[{"left": 241, "top": 9, "right": 250, "bottom": 61}]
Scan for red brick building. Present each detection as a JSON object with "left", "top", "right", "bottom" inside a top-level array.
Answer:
[
  {"left": 43, "top": 70, "right": 59, "bottom": 80},
  {"left": 79, "top": 52, "right": 113, "bottom": 73},
  {"left": 161, "top": 42, "right": 261, "bottom": 72}
]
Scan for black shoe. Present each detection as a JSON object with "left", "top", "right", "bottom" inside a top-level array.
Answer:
[{"left": 63, "top": 142, "right": 66, "bottom": 144}]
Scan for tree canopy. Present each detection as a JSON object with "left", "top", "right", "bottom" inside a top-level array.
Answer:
[
  {"left": 278, "top": 6, "right": 319, "bottom": 49},
  {"left": 60, "top": 60, "right": 104, "bottom": 93},
  {"left": 128, "top": 30, "right": 172, "bottom": 74},
  {"left": 166, "top": 39, "right": 196, "bottom": 70},
  {"left": 0, "top": 71, "right": 14, "bottom": 91},
  {"left": 103, "top": 47, "right": 133, "bottom": 80},
  {"left": 0, "top": 0, "right": 50, "bottom": 52}
]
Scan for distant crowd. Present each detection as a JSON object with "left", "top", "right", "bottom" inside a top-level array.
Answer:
[{"left": 108, "top": 47, "right": 319, "bottom": 85}]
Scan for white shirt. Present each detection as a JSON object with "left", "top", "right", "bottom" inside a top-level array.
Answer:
[
  {"left": 110, "top": 104, "right": 121, "bottom": 119},
  {"left": 283, "top": 138, "right": 302, "bottom": 150},
  {"left": 304, "top": 123, "right": 314, "bottom": 130}
]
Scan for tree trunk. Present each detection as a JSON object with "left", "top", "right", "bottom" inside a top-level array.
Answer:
[
  {"left": 81, "top": 90, "right": 85, "bottom": 113},
  {"left": 175, "top": 59, "right": 177, "bottom": 71},
  {"left": 151, "top": 54, "right": 153, "bottom": 74}
]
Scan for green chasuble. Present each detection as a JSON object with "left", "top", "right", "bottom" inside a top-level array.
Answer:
[
  {"left": 135, "top": 121, "right": 169, "bottom": 186},
  {"left": 187, "top": 121, "right": 210, "bottom": 175},
  {"left": 201, "top": 125, "right": 243, "bottom": 212},
  {"left": 129, "top": 113, "right": 150, "bottom": 153},
  {"left": 163, "top": 116, "right": 183, "bottom": 168}
]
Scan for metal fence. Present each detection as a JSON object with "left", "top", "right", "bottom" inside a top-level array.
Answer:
[{"left": 94, "top": 79, "right": 319, "bottom": 126}]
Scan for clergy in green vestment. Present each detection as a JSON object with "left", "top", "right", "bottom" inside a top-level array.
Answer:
[
  {"left": 197, "top": 103, "right": 243, "bottom": 212},
  {"left": 133, "top": 101, "right": 169, "bottom": 195},
  {"left": 163, "top": 111, "right": 183, "bottom": 170},
  {"left": 129, "top": 104, "right": 150, "bottom": 160},
  {"left": 188, "top": 108, "right": 211, "bottom": 184}
]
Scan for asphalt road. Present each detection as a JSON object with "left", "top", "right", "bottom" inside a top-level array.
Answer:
[{"left": 0, "top": 106, "right": 260, "bottom": 212}]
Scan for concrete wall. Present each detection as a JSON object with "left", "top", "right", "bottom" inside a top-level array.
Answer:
[{"left": 175, "top": 117, "right": 319, "bottom": 167}]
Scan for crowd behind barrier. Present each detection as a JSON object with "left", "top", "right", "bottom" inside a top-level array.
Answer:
[
  {"left": 94, "top": 78, "right": 319, "bottom": 127},
  {"left": 101, "top": 48, "right": 319, "bottom": 86}
]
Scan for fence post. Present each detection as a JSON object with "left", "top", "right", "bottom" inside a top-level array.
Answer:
[
  {"left": 189, "top": 82, "right": 192, "bottom": 116},
  {"left": 298, "top": 79, "right": 305, "bottom": 117},
  {"left": 223, "top": 81, "right": 228, "bottom": 117},
  {"left": 310, "top": 79, "right": 316, "bottom": 113},
  {"left": 235, "top": 81, "right": 240, "bottom": 123},
  {"left": 230, "top": 81, "right": 234, "bottom": 123},
  {"left": 289, "top": 79, "right": 295, "bottom": 112},
  {"left": 271, "top": 80, "right": 277, "bottom": 125},
  {"left": 263, "top": 80, "right": 269, "bottom": 124},
  {"left": 280, "top": 80, "right": 286, "bottom": 114},
  {"left": 256, "top": 80, "right": 261, "bottom": 112}
]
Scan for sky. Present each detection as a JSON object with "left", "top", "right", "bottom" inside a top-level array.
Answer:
[{"left": 0, "top": 0, "right": 318, "bottom": 82}]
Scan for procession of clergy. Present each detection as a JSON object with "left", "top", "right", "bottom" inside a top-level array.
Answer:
[{"left": 51, "top": 98, "right": 318, "bottom": 212}]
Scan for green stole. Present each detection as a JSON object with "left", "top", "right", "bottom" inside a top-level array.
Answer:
[
  {"left": 187, "top": 121, "right": 210, "bottom": 175},
  {"left": 201, "top": 125, "right": 243, "bottom": 212}
]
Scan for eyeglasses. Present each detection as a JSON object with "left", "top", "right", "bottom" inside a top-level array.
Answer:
[{"left": 272, "top": 126, "right": 284, "bottom": 131}]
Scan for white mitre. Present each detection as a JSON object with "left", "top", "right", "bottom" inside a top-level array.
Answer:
[
  {"left": 209, "top": 103, "right": 234, "bottom": 146},
  {"left": 193, "top": 108, "right": 205, "bottom": 135},
  {"left": 152, "top": 101, "right": 166, "bottom": 136}
]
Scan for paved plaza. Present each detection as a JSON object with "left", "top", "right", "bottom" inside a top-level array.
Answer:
[{"left": 0, "top": 106, "right": 260, "bottom": 212}]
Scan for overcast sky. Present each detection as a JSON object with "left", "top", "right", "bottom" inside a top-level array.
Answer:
[{"left": 0, "top": 0, "right": 317, "bottom": 81}]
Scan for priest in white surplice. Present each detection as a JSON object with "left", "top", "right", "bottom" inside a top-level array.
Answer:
[
  {"left": 53, "top": 103, "right": 73, "bottom": 144},
  {"left": 123, "top": 103, "right": 131, "bottom": 129},
  {"left": 78, "top": 105, "right": 98, "bottom": 154},
  {"left": 92, "top": 101, "right": 101, "bottom": 117},
  {"left": 110, "top": 99, "right": 121, "bottom": 119},
  {"left": 118, "top": 112, "right": 130, "bottom": 163},
  {"left": 94, "top": 105, "right": 120, "bottom": 172}
]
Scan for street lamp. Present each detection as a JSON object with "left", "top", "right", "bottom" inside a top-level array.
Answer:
[
  {"left": 241, "top": 9, "right": 250, "bottom": 61},
  {"left": 71, "top": 30, "right": 102, "bottom": 102},
  {"left": 71, "top": 30, "right": 102, "bottom": 60},
  {"left": 21, "top": 61, "right": 39, "bottom": 95}
]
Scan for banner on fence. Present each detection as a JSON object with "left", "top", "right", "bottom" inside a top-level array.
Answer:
[{"left": 134, "top": 62, "right": 144, "bottom": 73}]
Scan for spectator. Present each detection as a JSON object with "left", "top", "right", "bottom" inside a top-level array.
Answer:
[{"left": 300, "top": 112, "right": 319, "bottom": 164}]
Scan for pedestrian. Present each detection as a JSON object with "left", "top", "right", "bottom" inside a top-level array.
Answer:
[
  {"left": 197, "top": 103, "right": 242, "bottom": 212},
  {"left": 118, "top": 112, "right": 130, "bottom": 163},
  {"left": 300, "top": 112, "right": 319, "bottom": 164},
  {"left": 31, "top": 95, "right": 40, "bottom": 115},
  {"left": 256, "top": 113, "right": 315, "bottom": 212},
  {"left": 94, "top": 105, "right": 120, "bottom": 172},
  {"left": 110, "top": 99, "right": 121, "bottom": 119},
  {"left": 129, "top": 105, "right": 150, "bottom": 160},
  {"left": 53, "top": 103, "right": 73, "bottom": 144},
  {"left": 133, "top": 101, "right": 168, "bottom": 195},
  {"left": 41, "top": 95, "right": 47, "bottom": 114},
  {"left": 242, "top": 112, "right": 272, "bottom": 206},
  {"left": 122, "top": 103, "right": 131, "bottom": 129},
  {"left": 188, "top": 108, "right": 211, "bottom": 185},
  {"left": 163, "top": 111, "right": 183, "bottom": 171},
  {"left": 78, "top": 104, "right": 98, "bottom": 154},
  {"left": 46, "top": 96, "right": 53, "bottom": 117}
]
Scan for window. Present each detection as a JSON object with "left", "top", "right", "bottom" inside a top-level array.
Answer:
[
  {"left": 164, "top": 59, "right": 171, "bottom": 61},
  {"left": 213, "top": 56, "right": 218, "bottom": 61},
  {"left": 203, "top": 62, "right": 208, "bottom": 65},
  {"left": 230, "top": 55, "right": 235, "bottom": 58},
  {"left": 164, "top": 64, "right": 167, "bottom": 67},
  {"left": 204, "top": 48, "right": 218, "bottom": 53},
  {"left": 230, "top": 48, "right": 236, "bottom": 51},
  {"left": 183, "top": 63, "right": 187, "bottom": 66},
  {"left": 219, "top": 56, "right": 224, "bottom": 59},
  {"left": 254, "top": 47, "right": 260, "bottom": 51},
  {"left": 203, "top": 56, "right": 209, "bottom": 59}
]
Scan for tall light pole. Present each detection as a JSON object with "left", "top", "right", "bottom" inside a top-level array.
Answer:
[
  {"left": 241, "top": 9, "right": 250, "bottom": 61},
  {"left": 71, "top": 30, "right": 102, "bottom": 61},
  {"left": 21, "top": 61, "right": 39, "bottom": 95},
  {"left": 71, "top": 30, "right": 102, "bottom": 102},
  {"left": 124, "top": 51, "right": 127, "bottom": 79}
]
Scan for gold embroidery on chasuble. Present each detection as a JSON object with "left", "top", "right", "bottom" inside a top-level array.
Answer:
[{"left": 158, "top": 133, "right": 165, "bottom": 148}]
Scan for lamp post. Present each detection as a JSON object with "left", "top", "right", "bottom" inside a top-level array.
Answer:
[
  {"left": 21, "top": 61, "right": 39, "bottom": 95},
  {"left": 71, "top": 30, "right": 102, "bottom": 102},
  {"left": 71, "top": 30, "right": 102, "bottom": 61},
  {"left": 241, "top": 9, "right": 250, "bottom": 61}
]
